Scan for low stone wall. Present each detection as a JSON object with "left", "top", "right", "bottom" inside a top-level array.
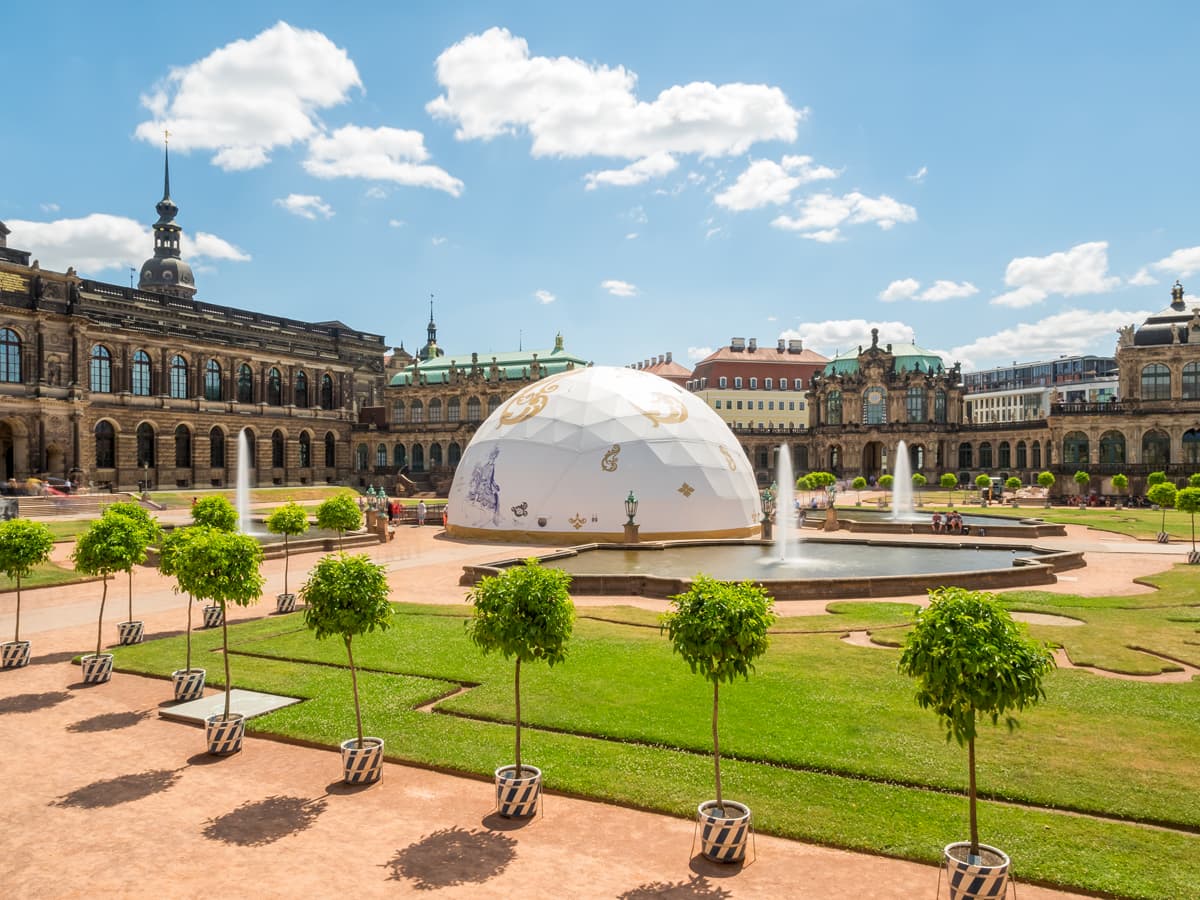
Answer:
[{"left": 841, "top": 518, "right": 1067, "bottom": 538}]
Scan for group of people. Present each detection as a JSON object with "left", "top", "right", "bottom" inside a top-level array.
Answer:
[{"left": 930, "top": 510, "right": 968, "bottom": 535}]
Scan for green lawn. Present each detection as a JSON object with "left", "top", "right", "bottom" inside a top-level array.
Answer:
[{"left": 110, "top": 571, "right": 1200, "bottom": 900}]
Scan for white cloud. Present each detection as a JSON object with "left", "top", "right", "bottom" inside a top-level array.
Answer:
[
  {"left": 991, "top": 241, "right": 1120, "bottom": 308},
  {"left": 431, "top": 236, "right": 447, "bottom": 246},
  {"left": 601, "top": 279, "right": 638, "bottom": 297},
  {"left": 705, "top": 226, "right": 723, "bottom": 240},
  {"left": 388, "top": 218, "right": 406, "bottom": 228},
  {"left": 365, "top": 186, "right": 388, "bottom": 200},
  {"left": 714, "top": 155, "right": 841, "bottom": 211},
  {"left": 687, "top": 346, "right": 714, "bottom": 362},
  {"left": 40, "top": 202, "right": 60, "bottom": 213},
  {"left": 772, "top": 191, "right": 916, "bottom": 240},
  {"left": 7, "top": 214, "right": 248, "bottom": 274},
  {"left": 303, "top": 125, "right": 463, "bottom": 196},
  {"left": 950, "top": 308, "right": 1154, "bottom": 370},
  {"left": 274, "top": 193, "right": 333, "bottom": 220},
  {"left": 135, "top": 21, "right": 362, "bottom": 170},
  {"left": 584, "top": 153, "right": 677, "bottom": 190},
  {"left": 627, "top": 205, "right": 648, "bottom": 224},
  {"left": 1149, "top": 245, "right": 1200, "bottom": 279},
  {"left": 879, "top": 278, "right": 920, "bottom": 302},
  {"left": 907, "top": 165, "right": 927, "bottom": 182},
  {"left": 534, "top": 289, "right": 556, "bottom": 304},
  {"left": 625, "top": 232, "right": 638, "bottom": 240},
  {"left": 1128, "top": 267, "right": 1158, "bottom": 286},
  {"left": 919, "top": 280, "right": 978, "bottom": 302},
  {"left": 427, "top": 27, "right": 803, "bottom": 160},
  {"left": 781, "top": 319, "right": 922, "bottom": 359}
]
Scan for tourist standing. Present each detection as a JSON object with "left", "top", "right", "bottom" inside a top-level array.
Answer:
[{"left": 417, "top": 499, "right": 427, "bottom": 527}]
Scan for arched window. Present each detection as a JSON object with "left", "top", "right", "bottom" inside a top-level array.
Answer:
[
  {"left": 828, "top": 445, "right": 841, "bottom": 472},
  {"left": 979, "top": 441, "right": 993, "bottom": 469},
  {"left": 934, "top": 389, "right": 947, "bottom": 424},
  {"left": 90, "top": 345, "right": 112, "bottom": 393},
  {"left": 0, "top": 329, "right": 20, "bottom": 383},
  {"left": 175, "top": 425, "right": 191, "bottom": 468},
  {"left": 467, "top": 396, "right": 481, "bottom": 421},
  {"left": 1142, "top": 430, "right": 1170, "bottom": 467},
  {"left": 428, "top": 398, "right": 443, "bottom": 423},
  {"left": 169, "top": 355, "right": 189, "bottom": 399},
  {"left": 411, "top": 444, "right": 425, "bottom": 472},
  {"left": 237, "top": 364, "right": 254, "bottom": 403},
  {"left": 204, "top": 360, "right": 222, "bottom": 401},
  {"left": 430, "top": 442, "right": 443, "bottom": 467},
  {"left": 998, "top": 441, "right": 1011, "bottom": 468},
  {"left": 1063, "top": 431, "right": 1090, "bottom": 466},
  {"left": 958, "top": 442, "right": 973, "bottom": 469},
  {"left": 355, "top": 443, "right": 368, "bottom": 471},
  {"left": 132, "top": 350, "right": 152, "bottom": 396},
  {"left": 1184, "top": 429, "right": 1200, "bottom": 466},
  {"left": 448, "top": 442, "right": 462, "bottom": 467},
  {"left": 210, "top": 427, "right": 225, "bottom": 468},
  {"left": 1141, "top": 364, "right": 1171, "bottom": 400},
  {"left": 376, "top": 443, "right": 388, "bottom": 468},
  {"left": 268, "top": 368, "right": 282, "bottom": 406},
  {"left": 1016, "top": 440, "right": 1027, "bottom": 469},
  {"left": 298, "top": 432, "right": 311, "bottom": 468},
  {"left": 392, "top": 400, "right": 405, "bottom": 423},
  {"left": 320, "top": 373, "right": 334, "bottom": 409},
  {"left": 1099, "top": 430, "right": 1125, "bottom": 465},
  {"left": 906, "top": 387, "right": 926, "bottom": 423},
  {"left": 1183, "top": 362, "right": 1199, "bottom": 400},
  {"left": 294, "top": 371, "right": 308, "bottom": 408},
  {"left": 1031, "top": 440, "right": 1041, "bottom": 469},
  {"left": 825, "top": 391, "right": 843, "bottom": 426},
  {"left": 324, "top": 431, "right": 336, "bottom": 468},
  {"left": 136, "top": 423, "right": 155, "bottom": 468},
  {"left": 487, "top": 396, "right": 502, "bottom": 416},
  {"left": 863, "top": 387, "right": 886, "bottom": 425},
  {"left": 95, "top": 421, "right": 115, "bottom": 468},
  {"left": 393, "top": 445, "right": 406, "bottom": 468},
  {"left": 410, "top": 400, "right": 424, "bottom": 423},
  {"left": 272, "top": 430, "right": 285, "bottom": 467},
  {"left": 447, "top": 397, "right": 461, "bottom": 422}
]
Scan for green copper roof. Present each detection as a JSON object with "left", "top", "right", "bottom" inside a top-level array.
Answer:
[
  {"left": 822, "top": 342, "right": 945, "bottom": 377},
  {"left": 389, "top": 338, "right": 590, "bottom": 386}
]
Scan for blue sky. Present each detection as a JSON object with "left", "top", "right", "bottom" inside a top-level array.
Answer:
[{"left": 4, "top": 2, "right": 1199, "bottom": 371}]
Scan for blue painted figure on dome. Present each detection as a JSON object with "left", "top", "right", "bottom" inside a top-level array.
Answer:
[{"left": 467, "top": 446, "right": 501, "bottom": 523}]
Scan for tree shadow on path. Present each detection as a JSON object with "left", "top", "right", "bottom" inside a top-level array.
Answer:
[
  {"left": 0, "top": 690, "right": 72, "bottom": 714},
  {"left": 620, "top": 875, "right": 733, "bottom": 899},
  {"left": 66, "top": 709, "right": 151, "bottom": 733},
  {"left": 52, "top": 768, "right": 182, "bottom": 809},
  {"left": 202, "top": 795, "right": 328, "bottom": 847},
  {"left": 384, "top": 826, "right": 517, "bottom": 891}
]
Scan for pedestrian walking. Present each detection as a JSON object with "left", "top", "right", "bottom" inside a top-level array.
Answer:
[{"left": 417, "top": 499, "right": 427, "bottom": 526}]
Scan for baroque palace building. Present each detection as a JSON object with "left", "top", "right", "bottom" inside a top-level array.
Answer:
[{"left": 0, "top": 154, "right": 385, "bottom": 491}]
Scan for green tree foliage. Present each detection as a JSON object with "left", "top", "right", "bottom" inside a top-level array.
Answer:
[
  {"left": 102, "top": 501, "right": 162, "bottom": 624},
  {"left": 1037, "top": 471, "right": 1055, "bottom": 489},
  {"left": 1074, "top": 470, "right": 1091, "bottom": 492},
  {"left": 898, "top": 587, "right": 1055, "bottom": 855},
  {"left": 172, "top": 528, "right": 265, "bottom": 719},
  {"left": 192, "top": 495, "right": 238, "bottom": 532},
  {"left": 911, "top": 472, "right": 927, "bottom": 503},
  {"left": 1112, "top": 473, "right": 1129, "bottom": 498},
  {"left": 0, "top": 519, "right": 53, "bottom": 643},
  {"left": 302, "top": 554, "right": 392, "bottom": 747},
  {"left": 1189, "top": 473, "right": 1200, "bottom": 489},
  {"left": 940, "top": 472, "right": 958, "bottom": 497},
  {"left": 1174, "top": 486, "right": 1200, "bottom": 553},
  {"left": 73, "top": 514, "right": 144, "bottom": 659},
  {"left": 795, "top": 474, "right": 812, "bottom": 492},
  {"left": 467, "top": 559, "right": 574, "bottom": 774},
  {"left": 974, "top": 474, "right": 991, "bottom": 500},
  {"left": 266, "top": 501, "right": 310, "bottom": 596},
  {"left": 1148, "top": 482, "right": 1177, "bottom": 534},
  {"left": 1004, "top": 477, "right": 1021, "bottom": 496},
  {"left": 662, "top": 576, "right": 775, "bottom": 808},
  {"left": 805, "top": 471, "right": 836, "bottom": 491},
  {"left": 1146, "top": 471, "right": 1167, "bottom": 488},
  {"left": 159, "top": 526, "right": 203, "bottom": 673},
  {"left": 316, "top": 493, "right": 363, "bottom": 551},
  {"left": 878, "top": 474, "right": 894, "bottom": 497},
  {"left": 852, "top": 476, "right": 867, "bottom": 501}
]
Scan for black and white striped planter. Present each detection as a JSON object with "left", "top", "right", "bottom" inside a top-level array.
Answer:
[
  {"left": 202, "top": 605, "right": 223, "bottom": 628},
  {"left": 80, "top": 653, "right": 114, "bottom": 684},
  {"left": 117, "top": 620, "right": 144, "bottom": 645},
  {"left": 205, "top": 712, "right": 245, "bottom": 755},
  {"left": 1, "top": 640, "right": 31, "bottom": 669},
  {"left": 275, "top": 593, "right": 296, "bottom": 614},
  {"left": 340, "top": 737, "right": 384, "bottom": 784},
  {"left": 944, "top": 842, "right": 1010, "bottom": 900},
  {"left": 494, "top": 764, "right": 542, "bottom": 818},
  {"left": 172, "top": 667, "right": 206, "bottom": 702},
  {"left": 697, "top": 800, "right": 752, "bottom": 863},
  {"left": 1156, "top": 532, "right": 1170, "bottom": 544},
  {"left": 1188, "top": 550, "right": 1200, "bottom": 565}
]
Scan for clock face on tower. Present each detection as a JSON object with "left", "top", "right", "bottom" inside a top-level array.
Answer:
[{"left": 866, "top": 387, "right": 884, "bottom": 405}]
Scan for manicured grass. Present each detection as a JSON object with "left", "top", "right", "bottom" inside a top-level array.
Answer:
[
  {"left": 112, "top": 580, "right": 1200, "bottom": 900},
  {"left": 0, "top": 559, "right": 85, "bottom": 593},
  {"left": 148, "top": 485, "right": 351, "bottom": 510}
]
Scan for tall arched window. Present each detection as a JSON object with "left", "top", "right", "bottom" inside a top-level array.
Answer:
[
  {"left": 825, "top": 391, "right": 843, "bottom": 426},
  {"left": 393, "top": 445, "right": 406, "bottom": 468},
  {"left": 430, "top": 443, "right": 443, "bottom": 467},
  {"left": 324, "top": 431, "right": 336, "bottom": 468},
  {"left": 410, "top": 400, "right": 424, "bottom": 423},
  {"left": 1098, "top": 430, "right": 1125, "bottom": 465},
  {"left": 136, "top": 423, "right": 155, "bottom": 468},
  {"left": 1141, "top": 363, "right": 1171, "bottom": 400},
  {"left": 237, "top": 364, "right": 254, "bottom": 403},
  {"left": 958, "top": 442, "right": 973, "bottom": 469},
  {"left": 320, "top": 373, "right": 334, "bottom": 409},
  {"left": 355, "top": 443, "right": 368, "bottom": 471},
  {"left": 447, "top": 397, "right": 460, "bottom": 422},
  {"left": 95, "top": 421, "right": 115, "bottom": 468},
  {"left": 90, "top": 345, "right": 112, "bottom": 393},
  {"left": 132, "top": 350, "right": 152, "bottom": 396},
  {"left": 1016, "top": 440, "right": 1027, "bottom": 469},
  {"left": 1184, "top": 429, "right": 1200, "bottom": 466},
  {"left": 428, "top": 399, "right": 443, "bottom": 423},
  {"left": 862, "top": 387, "right": 886, "bottom": 425},
  {"left": 204, "top": 359, "right": 222, "bottom": 401},
  {"left": 487, "top": 396, "right": 502, "bottom": 416},
  {"left": 1142, "top": 430, "right": 1170, "bottom": 467},
  {"left": 467, "top": 396, "right": 481, "bottom": 421},
  {"left": 0, "top": 329, "right": 20, "bottom": 383},
  {"left": 268, "top": 368, "right": 282, "bottom": 406},
  {"left": 298, "top": 432, "right": 311, "bottom": 467},
  {"left": 411, "top": 444, "right": 425, "bottom": 472},
  {"left": 295, "top": 371, "right": 309, "bottom": 408},
  {"left": 906, "top": 387, "right": 926, "bottom": 423},
  {"left": 175, "top": 425, "right": 191, "bottom": 467},
  {"left": 1031, "top": 440, "right": 1041, "bottom": 469},
  {"left": 169, "top": 355, "right": 189, "bottom": 399},
  {"left": 210, "top": 427, "right": 225, "bottom": 468},
  {"left": 392, "top": 400, "right": 405, "bottom": 423},
  {"left": 376, "top": 443, "right": 388, "bottom": 468},
  {"left": 998, "top": 441, "right": 1011, "bottom": 468},
  {"left": 1063, "top": 431, "right": 1090, "bottom": 466},
  {"left": 1183, "top": 362, "right": 1199, "bottom": 400},
  {"left": 448, "top": 442, "right": 462, "bottom": 466},
  {"left": 934, "top": 389, "right": 947, "bottom": 424},
  {"left": 272, "top": 430, "right": 285, "bottom": 467},
  {"left": 979, "top": 441, "right": 993, "bottom": 469}
]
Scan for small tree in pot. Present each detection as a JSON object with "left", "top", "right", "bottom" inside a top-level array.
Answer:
[
  {"left": 266, "top": 501, "right": 309, "bottom": 613},
  {"left": 72, "top": 514, "right": 144, "bottom": 684},
  {"left": 1004, "top": 477, "right": 1022, "bottom": 507},
  {"left": 103, "top": 501, "right": 162, "bottom": 646},
  {"left": 173, "top": 527, "right": 265, "bottom": 754},
  {"left": 912, "top": 472, "right": 927, "bottom": 506},
  {"left": 190, "top": 496, "right": 237, "bottom": 627},
  {"left": 0, "top": 519, "right": 53, "bottom": 669},
  {"left": 159, "top": 526, "right": 206, "bottom": 700},
  {"left": 1037, "top": 470, "right": 1055, "bottom": 507},
  {"left": 1174, "top": 486, "right": 1200, "bottom": 563},
  {"left": 851, "top": 476, "right": 867, "bottom": 505},
  {"left": 1111, "top": 473, "right": 1129, "bottom": 508},
  {"left": 662, "top": 576, "right": 775, "bottom": 863},
  {"left": 974, "top": 473, "right": 992, "bottom": 505},
  {"left": 940, "top": 472, "right": 958, "bottom": 507},
  {"left": 878, "top": 474, "right": 894, "bottom": 508},
  {"left": 466, "top": 559, "right": 573, "bottom": 818},
  {"left": 898, "top": 587, "right": 1055, "bottom": 900},
  {"left": 301, "top": 553, "right": 393, "bottom": 783},
  {"left": 1073, "top": 470, "right": 1091, "bottom": 505},
  {"left": 1148, "top": 481, "right": 1177, "bottom": 544},
  {"left": 316, "top": 493, "right": 362, "bottom": 552}
]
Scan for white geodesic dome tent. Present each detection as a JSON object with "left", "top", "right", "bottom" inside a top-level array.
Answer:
[{"left": 446, "top": 365, "right": 762, "bottom": 541}]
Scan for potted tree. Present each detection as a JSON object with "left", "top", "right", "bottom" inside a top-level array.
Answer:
[
  {"left": 159, "top": 526, "right": 206, "bottom": 701},
  {"left": 912, "top": 472, "right": 927, "bottom": 507},
  {"left": 1111, "top": 473, "right": 1129, "bottom": 509},
  {"left": 466, "top": 558, "right": 573, "bottom": 818},
  {"left": 72, "top": 514, "right": 143, "bottom": 684},
  {"left": 316, "top": 493, "right": 363, "bottom": 552},
  {"left": 878, "top": 474, "right": 894, "bottom": 509},
  {"left": 1073, "top": 470, "right": 1091, "bottom": 506},
  {"left": 1004, "top": 477, "right": 1022, "bottom": 507},
  {"left": 1148, "top": 481, "right": 1176, "bottom": 544},
  {"left": 173, "top": 528, "right": 265, "bottom": 754},
  {"left": 0, "top": 519, "right": 54, "bottom": 669},
  {"left": 1190, "top": 474, "right": 1200, "bottom": 489},
  {"left": 1037, "top": 470, "right": 1055, "bottom": 508},
  {"left": 851, "top": 476, "right": 867, "bottom": 505},
  {"left": 661, "top": 576, "right": 774, "bottom": 863},
  {"left": 1172, "top": 486, "right": 1199, "bottom": 562},
  {"left": 974, "top": 473, "right": 992, "bottom": 505},
  {"left": 940, "top": 472, "right": 958, "bottom": 507},
  {"left": 191, "top": 496, "right": 237, "bottom": 627},
  {"left": 301, "top": 553, "right": 393, "bottom": 783},
  {"left": 266, "top": 501, "right": 309, "bottom": 613},
  {"left": 103, "top": 501, "right": 163, "bottom": 645},
  {"left": 898, "top": 587, "right": 1055, "bottom": 899}
]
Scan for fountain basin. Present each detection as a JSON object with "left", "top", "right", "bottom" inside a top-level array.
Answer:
[{"left": 813, "top": 509, "right": 1066, "bottom": 538}]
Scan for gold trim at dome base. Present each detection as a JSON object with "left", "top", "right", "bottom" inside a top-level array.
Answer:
[{"left": 445, "top": 523, "right": 761, "bottom": 544}]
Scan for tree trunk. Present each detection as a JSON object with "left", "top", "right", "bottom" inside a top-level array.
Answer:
[
  {"left": 347, "top": 636, "right": 364, "bottom": 748},
  {"left": 1162, "top": 507, "right": 1168, "bottom": 533},
  {"left": 968, "top": 733, "right": 979, "bottom": 856},
  {"left": 127, "top": 568, "right": 134, "bottom": 623},
  {"left": 514, "top": 657, "right": 522, "bottom": 776},
  {"left": 282, "top": 535, "right": 289, "bottom": 595},
  {"left": 221, "top": 608, "right": 232, "bottom": 720},
  {"left": 184, "top": 593, "right": 193, "bottom": 673},
  {"left": 14, "top": 573, "right": 21, "bottom": 642},
  {"left": 95, "top": 575, "right": 108, "bottom": 659},
  {"left": 713, "top": 680, "right": 722, "bottom": 808}
]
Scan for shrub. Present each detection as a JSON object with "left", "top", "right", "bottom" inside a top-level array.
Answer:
[{"left": 0, "top": 519, "right": 53, "bottom": 643}]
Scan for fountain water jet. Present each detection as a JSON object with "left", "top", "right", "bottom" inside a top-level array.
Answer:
[
  {"left": 890, "top": 440, "right": 920, "bottom": 521},
  {"left": 775, "top": 444, "right": 797, "bottom": 561},
  {"left": 236, "top": 429, "right": 255, "bottom": 534}
]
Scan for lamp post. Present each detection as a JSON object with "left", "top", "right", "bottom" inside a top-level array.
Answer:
[{"left": 623, "top": 490, "right": 640, "bottom": 543}]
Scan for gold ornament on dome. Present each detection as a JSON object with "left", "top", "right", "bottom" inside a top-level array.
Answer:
[
  {"left": 678, "top": 482, "right": 695, "bottom": 498},
  {"left": 719, "top": 446, "right": 737, "bottom": 471},
  {"left": 636, "top": 392, "right": 688, "bottom": 428},
  {"left": 568, "top": 513, "right": 586, "bottom": 530},
  {"left": 600, "top": 444, "right": 621, "bottom": 472},
  {"left": 499, "top": 381, "right": 560, "bottom": 425}
]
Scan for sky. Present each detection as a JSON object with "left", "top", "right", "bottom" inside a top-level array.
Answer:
[{"left": 4, "top": 2, "right": 1200, "bottom": 372}]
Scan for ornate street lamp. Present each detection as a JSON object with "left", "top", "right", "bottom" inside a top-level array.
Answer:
[{"left": 624, "top": 490, "right": 639, "bottom": 525}]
